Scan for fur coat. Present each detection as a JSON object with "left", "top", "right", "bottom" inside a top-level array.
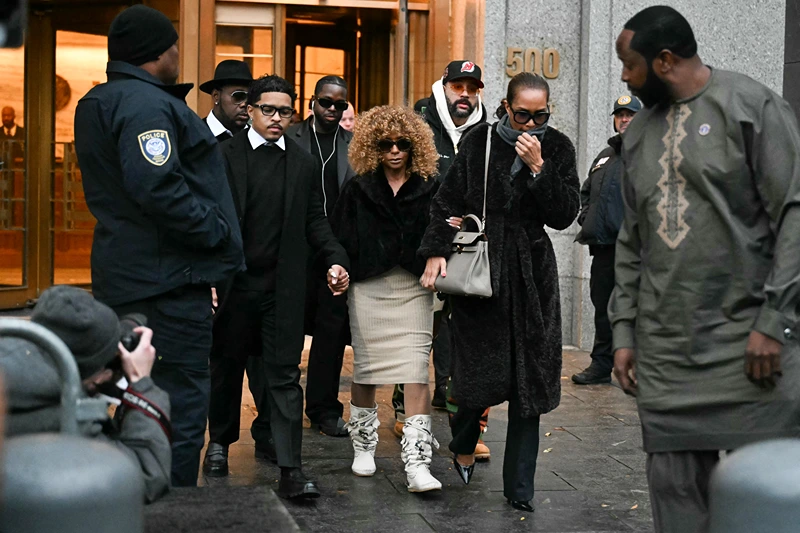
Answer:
[
  {"left": 418, "top": 121, "right": 580, "bottom": 417},
  {"left": 331, "top": 170, "right": 438, "bottom": 282}
]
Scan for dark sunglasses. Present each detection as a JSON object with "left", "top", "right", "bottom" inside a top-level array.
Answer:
[
  {"left": 230, "top": 90, "right": 248, "bottom": 104},
  {"left": 316, "top": 97, "right": 349, "bottom": 111},
  {"left": 253, "top": 104, "right": 295, "bottom": 119},
  {"left": 511, "top": 106, "right": 551, "bottom": 126},
  {"left": 377, "top": 138, "right": 413, "bottom": 152}
]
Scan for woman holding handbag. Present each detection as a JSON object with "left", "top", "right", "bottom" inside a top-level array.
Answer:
[
  {"left": 419, "top": 72, "right": 581, "bottom": 512},
  {"left": 330, "top": 105, "right": 459, "bottom": 492}
]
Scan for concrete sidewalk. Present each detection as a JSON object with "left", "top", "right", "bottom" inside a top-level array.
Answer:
[{"left": 201, "top": 344, "right": 653, "bottom": 532}]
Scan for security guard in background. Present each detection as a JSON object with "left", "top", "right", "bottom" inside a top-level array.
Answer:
[
  {"left": 74, "top": 5, "right": 245, "bottom": 487},
  {"left": 573, "top": 95, "right": 641, "bottom": 385}
]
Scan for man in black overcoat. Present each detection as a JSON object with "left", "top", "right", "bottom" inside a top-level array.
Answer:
[
  {"left": 216, "top": 74, "right": 350, "bottom": 499},
  {"left": 287, "top": 75, "right": 355, "bottom": 437},
  {"left": 200, "top": 60, "right": 275, "bottom": 478}
]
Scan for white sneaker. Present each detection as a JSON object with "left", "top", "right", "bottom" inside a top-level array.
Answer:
[
  {"left": 347, "top": 402, "right": 379, "bottom": 477},
  {"left": 401, "top": 414, "right": 442, "bottom": 492}
]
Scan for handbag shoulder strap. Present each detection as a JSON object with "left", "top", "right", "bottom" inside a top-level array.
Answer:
[{"left": 482, "top": 125, "right": 491, "bottom": 224}]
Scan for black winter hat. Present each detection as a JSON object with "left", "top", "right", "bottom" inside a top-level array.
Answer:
[
  {"left": 31, "top": 286, "right": 121, "bottom": 378},
  {"left": 108, "top": 5, "right": 179, "bottom": 67}
]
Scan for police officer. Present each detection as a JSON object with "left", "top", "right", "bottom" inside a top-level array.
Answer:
[
  {"left": 74, "top": 5, "right": 245, "bottom": 487},
  {"left": 573, "top": 95, "right": 641, "bottom": 385}
]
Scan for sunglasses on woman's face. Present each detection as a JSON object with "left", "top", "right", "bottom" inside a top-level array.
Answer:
[
  {"left": 377, "top": 138, "right": 413, "bottom": 152},
  {"left": 316, "top": 97, "right": 349, "bottom": 111},
  {"left": 511, "top": 107, "right": 551, "bottom": 126}
]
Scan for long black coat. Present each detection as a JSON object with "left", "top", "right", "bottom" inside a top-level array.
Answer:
[
  {"left": 419, "top": 122, "right": 580, "bottom": 417},
  {"left": 330, "top": 170, "right": 438, "bottom": 282},
  {"left": 214, "top": 131, "right": 349, "bottom": 365}
]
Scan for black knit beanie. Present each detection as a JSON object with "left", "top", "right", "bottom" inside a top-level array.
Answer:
[
  {"left": 31, "top": 286, "right": 121, "bottom": 378},
  {"left": 108, "top": 5, "right": 179, "bottom": 66}
]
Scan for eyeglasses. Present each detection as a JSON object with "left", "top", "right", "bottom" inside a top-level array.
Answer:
[
  {"left": 511, "top": 106, "right": 551, "bottom": 126},
  {"left": 253, "top": 104, "right": 295, "bottom": 119},
  {"left": 230, "top": 90, "right": 248, "bottom": 104},
  {"left": 316, "top": 97, "right": 349, "bottom": 111},
  {"left": 446, "top": 82, "right": 480, "bottom": 96},
  {"left": 377, "top": 138, "right": 413, "bottom": 152}
]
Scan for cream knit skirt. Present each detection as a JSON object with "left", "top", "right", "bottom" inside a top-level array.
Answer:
[{"left": 348, "top": 266, "right": 434, "bottom": 385}]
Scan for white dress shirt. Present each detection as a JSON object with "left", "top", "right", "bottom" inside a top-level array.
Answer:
[{"left": 247, "top": 127, "right": 286, "bottom": 151}]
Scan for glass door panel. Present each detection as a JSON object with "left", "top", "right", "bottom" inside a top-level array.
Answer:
[
  {"left": 51, "top": 30, "right": 106, "bottom": 286},
  {"left": 0, "top": 43, "right": 26, "bottom": 289}
]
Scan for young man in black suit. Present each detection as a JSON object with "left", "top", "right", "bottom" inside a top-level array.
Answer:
[{"left": 216, "top": 74, "right": 350, "bottom": 499}]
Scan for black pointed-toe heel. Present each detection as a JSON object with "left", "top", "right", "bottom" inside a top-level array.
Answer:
[
  {"left": 508, "top": 499, "right": 534, "bottom": 512},
  {"left": 453, "top": 455, "right": 475, "bottom": 485}
]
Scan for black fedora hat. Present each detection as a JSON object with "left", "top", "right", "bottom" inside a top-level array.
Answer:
[{"left": 199, "top": 60, "right": 254, "bottom": 94}]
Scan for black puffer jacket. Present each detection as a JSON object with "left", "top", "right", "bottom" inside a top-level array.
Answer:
[
  {"left": 575, "top": 134, "right": 625, "bottom": 246},
  {"left": 330, "top": 169, "right": 438, "bottom": 282}
]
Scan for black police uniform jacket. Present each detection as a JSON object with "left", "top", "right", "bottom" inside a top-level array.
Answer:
[
  {"left": 575, "top": 134, "right": 625, "bottom": 247},
  {"left": 419, "top": 122, "right": 580, "bottom": 418},
  {"left": 217, "top": 130, "right": 350, "bottom": 365},
  {"left": 329, "top": 170, "right": 438, "bottom": 282},
  {"left": 74, "top": 61, "right": 245, "bottom": 306},
  {"left": 415, "top": 93, "right": 487, "bottom": 180}
]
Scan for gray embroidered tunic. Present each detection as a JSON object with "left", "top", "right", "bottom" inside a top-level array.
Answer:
[{"left": 609, "top": 69, "right": 800, "bottom": 452}]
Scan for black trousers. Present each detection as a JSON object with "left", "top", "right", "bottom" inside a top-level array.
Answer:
[
  {"left": 431, "top": 314, "right": 451, "bottom": 389},
  {"left": 112, "top": 285, "right": 212, "bottom": 487},
  {"left": 304, "top": 272, "right": 348, "bottom": 423},
  {"left": 257, "top": 291, "right": 304, "bottom": 468},
  {"left": 449, "top": 399, "right": 540, "bottom": 501},
  {"left": 208, "top": 353, "right": 272, "bottom": 446},
  {"left": 208, "top": 287, "right": 272, "bottom": 447},
  {"left": 589, "top": 246, "right": 616, "bottom": 374}
]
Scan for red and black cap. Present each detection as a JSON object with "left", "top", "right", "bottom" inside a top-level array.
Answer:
[{"left": 441, "top": 60, "right": 484, "bottom": 88}]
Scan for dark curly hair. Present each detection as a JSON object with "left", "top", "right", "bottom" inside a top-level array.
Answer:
[
  {"left": 348, "top": 105, "right": 439, "bottom": 180},
  {"left": 248, "top": 75, "right": 296, "bottom": 105}
]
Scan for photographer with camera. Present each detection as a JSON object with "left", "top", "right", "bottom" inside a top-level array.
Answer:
[{"left": 0, "top": 286, "right": 171, "bottom": 503}]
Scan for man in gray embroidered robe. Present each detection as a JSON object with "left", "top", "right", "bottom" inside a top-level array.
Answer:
[{"left": 610, "top": 6, "right": 800, "bottom": 533}]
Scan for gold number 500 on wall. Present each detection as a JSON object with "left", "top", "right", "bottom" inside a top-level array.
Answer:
[{"left": 505, "top": 47, "right": 560, "bottom": 79}]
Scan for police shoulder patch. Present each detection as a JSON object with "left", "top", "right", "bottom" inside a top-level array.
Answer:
[{"left": 137, "top": 130, "right": 171, "bottom": 166}]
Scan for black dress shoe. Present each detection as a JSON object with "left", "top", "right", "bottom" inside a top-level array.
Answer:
[
  {"left": 571, "top": 364, "right": 612, "bottom": 385},
  {"left": 431, "top": 385, "right": 447, "bottom": 410},
  {"left": 278, "top": 468, "right": 321, "bottom": 500},
  {"left": 313, "top": 417, "right": 349, "bottom": 437},
  {"left": 255, "top": 438, "right": 277, "bottom": 463},
  {"left": 202, "top": 443, "right": 229, "bottom": 477},
  {"left": 508, "top": 499, "right": 534, "bottom": 512},
  {"left": 453, "top": 455, "right": 475, "bottom": 485}
]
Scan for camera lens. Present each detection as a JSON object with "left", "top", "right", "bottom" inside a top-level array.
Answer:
[{"left": 119, "top": 313, "right": 147, "bottom": 351}]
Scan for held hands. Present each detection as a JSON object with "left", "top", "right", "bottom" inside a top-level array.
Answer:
[
  {"left": 420, "top": 257, "right": 447, "bottom": 292},
  {"left": 744, "top": 330, "right": 783, "bottom": 389},
  {"left": 118, "top": 326, "right": 156, "bottom": 384},
  {"left": 327, "top": 265, "right": 350, "bottom": 296},
  {"left": 516, "top": 133, "right": 544, "bottom": 174},
  {"left": 613, "top": 348, "right": 637, "bottom": 396}
]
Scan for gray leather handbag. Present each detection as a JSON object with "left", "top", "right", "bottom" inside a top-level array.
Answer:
[{"left": 434, "top": 127, "right": 492, "bottom": 298}]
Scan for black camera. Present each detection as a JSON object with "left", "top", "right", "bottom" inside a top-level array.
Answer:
[
  {"left": 119, "top": 313, "right": 148, "bottom": 352},
  {"left": 104, "top": 313, "right": 147, "bottom": 376}
]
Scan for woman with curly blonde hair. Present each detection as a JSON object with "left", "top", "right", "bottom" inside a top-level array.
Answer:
[{"left": 330, "top": 105, "right": 454, "bottom": 492}]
